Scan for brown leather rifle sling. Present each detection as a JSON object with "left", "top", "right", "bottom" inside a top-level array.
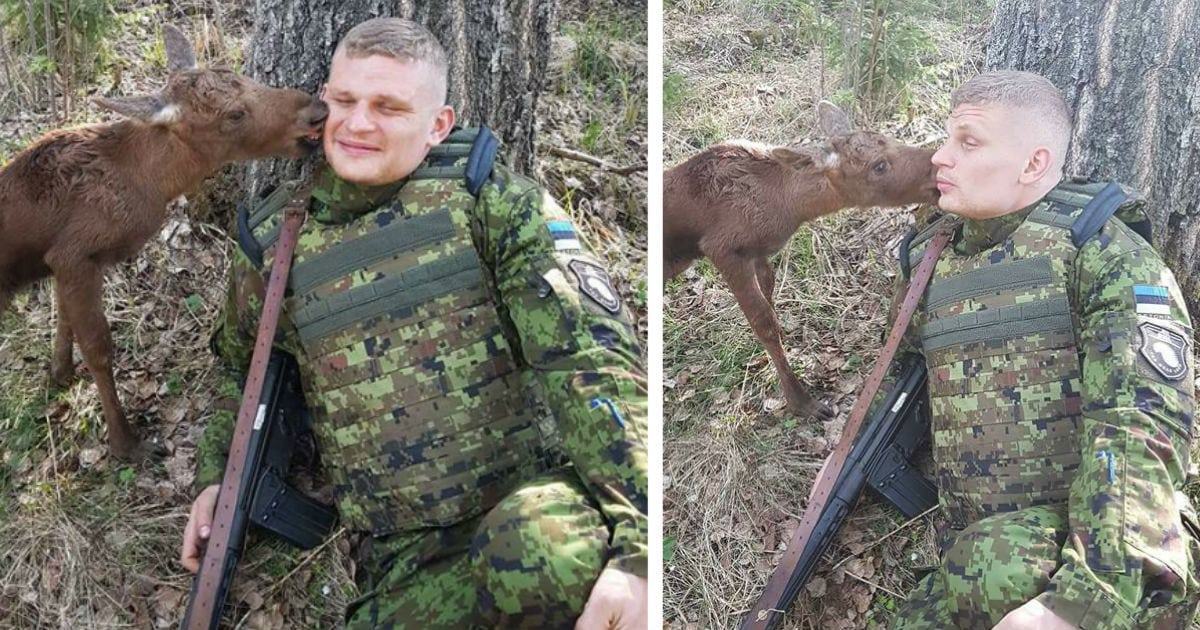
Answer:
[
  {"left": 185, "top": 182, "right": 311, "bottom": 628},
  {"left": 742, "top": 224, "right": 954, "bottom": 630}
]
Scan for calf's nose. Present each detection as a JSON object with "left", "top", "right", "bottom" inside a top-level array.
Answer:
[{"left": 308, "top": 99, "right": 329, "bottom": 126}]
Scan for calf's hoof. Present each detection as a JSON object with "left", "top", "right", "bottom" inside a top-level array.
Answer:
[
  {"left": 110, "top": 438, "right": 168, "bottom": 463},
  {"left": 49, "top": 363, "right": 77, "bottom": 390},
  {"left": 784, "top": 387, "right": 835, "bottom": 422}
]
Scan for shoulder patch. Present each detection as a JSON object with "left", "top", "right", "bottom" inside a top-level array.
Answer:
[
  {"left": 1133, "top": 284, "right": 1172, "bottom": 316},
  {"left": 569, "top": 258, "right": 621, "bottom": 314},
  {"left": 549, "top": 219, "right": 582, "bottom": 251},
  {"left": 1138, "top": 320, "right": 1190, "bottom": 381}
]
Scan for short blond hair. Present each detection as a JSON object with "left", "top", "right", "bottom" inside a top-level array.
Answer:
[
  {"left": 335, "top": 18, "right": 449, "bottom": 104},
  {"left": 952, "top": 70, "right": 1072, "bottom": 168}
]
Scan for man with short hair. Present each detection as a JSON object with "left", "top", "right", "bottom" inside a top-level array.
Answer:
[
  {"left": 180, "top": 17, "right": 648, "bottom": 629},
  {"left": 883, "top": 70, "right": 1200, "bottom": 629}
]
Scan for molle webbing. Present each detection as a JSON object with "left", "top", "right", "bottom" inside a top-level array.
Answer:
[
  {"left": 290, "top": 247, "right": 483, "bottom": 346},
  {"left": 900, "top": 215, "right": 958, "bottom": 279},
  {"left": 249, "top": 182, "right": 298, "bottom": 230},
  {"left": 289, "top": 211, "right": 456, "bottom": 297},
  {"left": 1028, "top": 203, "right": 1079, "bottom": 230},
  {"left": 277, "top": 152, "right": 546, "bottom": 534},
  {"left": 925, "top": 257, "right": 1054, "bottom": 310},
  {"left": 919, "top": 200, "right": 1087, "bottom": 528},
  {"left": 920, "top": 296, "right": 1073, "bottom": 352},
  {"left": 409, "top": 142, "right": 473, "bottom": 180}
]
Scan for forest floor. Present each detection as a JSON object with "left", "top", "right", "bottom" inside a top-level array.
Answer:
[
  {"left": 0, "top": 1, "right": 646, "bottom": 628},
  {"left": 662, "top": 1, "right": 987, "bottom": 628}
]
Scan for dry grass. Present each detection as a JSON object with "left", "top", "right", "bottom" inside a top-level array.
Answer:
[
  {"left": 0, "top": 1, "right": 646, "bottom": 628},
  {"left": 663, "top": 1, "right": 985, "bottom": 628}
]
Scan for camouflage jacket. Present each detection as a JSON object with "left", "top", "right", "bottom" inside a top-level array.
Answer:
[
  {"left": 888, "top": 181, "right": 1198, "bottom": 627},
  {"left": 194, "top": 153, "right": 648, "bottom": 578}
]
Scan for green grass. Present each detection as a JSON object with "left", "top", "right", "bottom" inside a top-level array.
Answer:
[
  {"left": 664, "top": 70, "right": 687, "bottom": 115},
  {"left": 683, "top": 114, "right": 722, "bottom": 150},
  {"left": 0, "top": 397, "right": 48, "bottom": 519},
  {"left": 564, "top": 12, "right": 647, "bottom": 147}
]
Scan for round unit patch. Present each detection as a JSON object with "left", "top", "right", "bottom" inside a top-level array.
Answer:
[
  {"left": 569, "top": 259, "right": 621, "bottom": 314},
  {"left": 1138, "top": 321, "right": 1190, "bottom": 381}
]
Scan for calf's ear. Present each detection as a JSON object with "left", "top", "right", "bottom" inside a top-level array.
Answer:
[
  {"left": 816, "top": 100, "right": 853, "bottom": 137},
  {"left": 94, "top": 94, "right": 180, "bottom": 126},
  {"left": 771, "top": 144, "right": 838, "bottom": 171},
  {"left": 162, "top": 24, "right": 197, "bottom": 73}
]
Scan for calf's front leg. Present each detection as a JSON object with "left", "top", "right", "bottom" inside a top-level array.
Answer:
[{"left": 50, "top": 262, "right": 141, "bottom": 459}]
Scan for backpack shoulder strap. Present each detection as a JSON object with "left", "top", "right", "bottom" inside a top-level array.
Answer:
[
  {"left": 407, "top": 126, "right": 500, "bottom": 197},
  {"left": 237, "top": 180, "right": 301, "bottom": 268},
  {"left": 1066, "top": 181, "right": 1128, "bottom": 247}
]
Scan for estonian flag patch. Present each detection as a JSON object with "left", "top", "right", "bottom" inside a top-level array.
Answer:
[
  {"left": 1133, "top": 284, "right": 1171, "bottom": 315},
  {"left": 548, "top": 219, "right": 581, "bottom": 251}
]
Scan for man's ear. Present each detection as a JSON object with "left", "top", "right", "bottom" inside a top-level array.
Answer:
[
  {"left": 428, "top": 105, "right": 456, "bottom": 146},
  {"left": 1019, "top": 146, "right": 1055, "bottom": 184}
]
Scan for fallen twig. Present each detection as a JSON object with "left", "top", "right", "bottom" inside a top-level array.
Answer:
[
  {"left": 830, "top": 504, "right": 938, "bottom": 572},
  {"left": 232, "top": 526, "right": 349, "bottom": 629},
  {"left": 548, "top": 146, "right": 645, "bottom": 176},
  {"left": 843, "top": 568, "right": 904, "bottom": 599}
]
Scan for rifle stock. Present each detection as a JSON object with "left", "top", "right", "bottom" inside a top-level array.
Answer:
[
  {"left": 180, "top": 351, "right": 337, "bottom": 629},
  {"left": 741, "top": 356, "right": 937, "bottom": 630}
]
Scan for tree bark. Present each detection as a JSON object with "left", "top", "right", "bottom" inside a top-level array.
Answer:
[
  {"left": 241, "top": 0, "right": 558, "bottom": 201},
  {"left": 986, "top": 0, "right": 1200, "bottom": 310}
]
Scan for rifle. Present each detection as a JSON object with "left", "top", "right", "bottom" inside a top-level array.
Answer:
[
  {"left": 180, "top": 350, "right": 338, "bottom": 630},
  {"left": 742, "top": 356, "right": 938, "bottom": 630}
]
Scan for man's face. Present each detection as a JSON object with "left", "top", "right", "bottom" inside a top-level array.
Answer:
[
  {"left": 321, "top": 51, "right": 454, "bottom": 185},
  {"left": 931, "top": 103, "right": 1032, "bottom": 220}
]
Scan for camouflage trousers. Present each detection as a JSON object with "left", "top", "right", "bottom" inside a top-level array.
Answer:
[
  {"left": 893, "top": 504, "right": 1200, "bottom": 629},
  {"left": 343, "top": 469, "right": 608, "bottom": 630}
]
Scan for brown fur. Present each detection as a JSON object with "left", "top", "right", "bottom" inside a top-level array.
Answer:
[
  {"left": 664, "top": 102, "right": 939, "bottom": 419},
  {"left": 0, "top": 25, "right": 327, "bottom": 460}
]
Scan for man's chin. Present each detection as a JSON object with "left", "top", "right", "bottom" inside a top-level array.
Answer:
[{"left": 327, "top": 154, "right": 388, "bottom": 185}]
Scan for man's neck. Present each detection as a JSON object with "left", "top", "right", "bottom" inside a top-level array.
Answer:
[{"left": 1009, "top": 172, "right": 1063, "bottom": 214}]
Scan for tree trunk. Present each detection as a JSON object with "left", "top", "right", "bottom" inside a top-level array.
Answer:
[
  {"left": 241, "top": 0, "right": 558, "bottom": 201},
  {"left": 986, "top": 0, "right": 1200, "bottom": 311}
]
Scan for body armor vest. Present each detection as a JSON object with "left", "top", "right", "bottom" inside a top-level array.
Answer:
[
  {"left": 905, "top": 184, "right": 1125, "bottom": 528},
  {"left": 243, "top": 130, "right": 551, "bottom": 535}
]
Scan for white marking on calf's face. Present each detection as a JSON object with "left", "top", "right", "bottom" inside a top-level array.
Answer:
[{"left": 823, "top": 152, "right": 840, "bottom": 169}]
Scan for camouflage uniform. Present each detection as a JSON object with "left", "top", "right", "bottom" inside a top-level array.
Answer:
[
  {"left": 883, "top": 181, "right": 1200, "bottom": 629},
  {"left": 194, "top": 129, "right": 647, "bottom": 628}
]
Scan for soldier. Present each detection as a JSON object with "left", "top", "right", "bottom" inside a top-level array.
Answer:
[
  {"left": 877, "top": 70, "right": 1200, "bottom": 629},
  {"left": 177, "top": 18, "right": 647, "bottom": 629}
]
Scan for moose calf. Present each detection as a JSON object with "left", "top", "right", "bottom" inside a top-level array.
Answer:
[
  {"left": 0, "top": 25, "right": 327, "bottom": 459},
  {"left": 664, "top": 101, "right": 939, "bottom": 420}
]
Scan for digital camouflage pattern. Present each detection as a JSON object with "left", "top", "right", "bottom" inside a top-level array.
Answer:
[
  {"left": 887, "top": 181, "right": 1200, "bottom": 628},
  {"left": 195, "top": 130, "right": 648, "bottom": 624},
  {"left": 343, "top": 471, "right": 609, "bottom": 629}
]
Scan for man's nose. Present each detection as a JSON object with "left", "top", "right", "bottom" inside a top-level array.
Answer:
[
  {"left": 345, "top": 102, "right": 375, "bottom": 133},
  {"left": 931, "top": 142, "right": 952, "bottom": 170}
]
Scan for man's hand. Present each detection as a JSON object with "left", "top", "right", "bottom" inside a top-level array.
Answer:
[
  {"left": 992, "top": 599, "right": 1078, "bottom": 630},
  {"left": 575, "top": 567, "right": 647, "bottom": 630},
  {"left": 180, "top": 484, "right": 220, "bottom": 573}
]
